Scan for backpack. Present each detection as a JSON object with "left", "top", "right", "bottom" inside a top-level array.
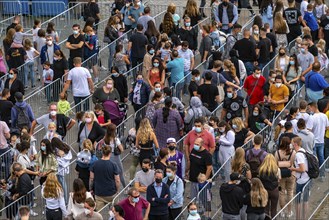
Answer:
[
  {"left": 14, "top": 105, "right": 30, "bottom": 129},
  {"left": 277, "top": 150, "right": 292, "bottom": 178},
  {"left": 298, "top": 151, "right": 319, "bottom": 179},
  {"left": 184, "top": 109, "right": 196, "bottom": 133},
  {"left": 247, "top": 149, "right": 264, "bottom": 178}
]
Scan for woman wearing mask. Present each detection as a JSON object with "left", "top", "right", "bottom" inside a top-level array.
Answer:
[
  {"left": 186, "top": 202, "right": 201, "bottom": 220},
  {"left": 274, "top": 136, "right": 296, "bottom": 218},
  {"left": 42, "top": 173, "right": 68, "bottom": 220},
  {"left": 96, "top": 123, "right": 126, "bottom": 187},
  {"left": 4, "top": 68, "right": 24, "bottom": 104},
  {"left": 232, "top": 117, "right": 255, "bottom": 149},
  {"left": 136, "top": 118, "right": 159, "bottom": 165},
  {"left": 53, "top": 50, "right": 68, "bottom": 101},
  {"left": 248, "top": 104, "right": 272, "bottom": 134},
  {"left": 111, "top": 66, "right": 128, "bottom": 103},
  {"left": 167, "top": 138, "right": 185, "bottom": 180},
  {"left": 77, "top": 111, "right": 105, "bottom": 149},
  {"left": 274, "top": 13, "right": 289, "bottom": 49},
  {"left": 251, "top": 25, "right": 260, "bottom": 45},
  {"left": 282, "top": 55, "right": 301, "bottom": 93},
  {"left": 183, "top": 0, "right": 202, "bottom": 27},
  {"left": 36, "top": 139, "right": 58, "bottom": 185},
  {"left": 217, "top": 120, "right": 235, "bottom": 182},
  {"left": 163, "top": 164, "right": 184, "bottom": 220},
  {"left": 275, "top": 47, "right": 290, "bottom": 73},
  {"left": 104, "top": 16, "right": 119, "bottom": 71},
  {"left": 244, "top": 178, "right": 268, "bottom": 220},
  {"left": 188, "top": 69, "right": 201, "bottom": 98},
  {"left": 92, "top": 78, "right": 121, "bottom": 104},
  {"left": 154, "top": 148, "right": 169, "bottom": 175},
  {"left": 153, "top": 97, "right": 183, "bottom": 148},
  {"left": 142, "top": 45, "right": 155, "bottom": 80},
  {"left": 147, "top": 56, "right": 165, "bottom": 89},
  {"left": 177, "top": 16, "right": 198, "bottom": 51},
  {"left": 129, "top": 73, "right": 151, "bottom": 112},
  {"left": 109, "top": 204, "right": 125, "bottom": 220},
  {"left": 52, "top": 137, "right": 72, "bottom": 205},
  {"left": 259, "top": 154, "right": 281, "bottom": 218},
  {"left": 113, "top": 44, "right": 130, "bottom": 74},
  {"left": 67, "top": 178, "right": 94, "bottom": 219},
  {"left": 260, "top": 0, "right": 273, "bottom": 30},
  {"left": 46, "top": 22, "right": 59, "bottom": 43},
  {"left": 184, "top": 96, "right": 211, "bottom": 126}
]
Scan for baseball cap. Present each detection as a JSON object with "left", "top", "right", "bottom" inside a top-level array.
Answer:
[{"left": 167, "top": 138, "right": 176, "bottom": 144}]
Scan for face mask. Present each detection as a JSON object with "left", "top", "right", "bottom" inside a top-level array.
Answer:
[
  {"left": 108, "top": 210, "right": 115, "bottom": 218},
  {"left": 275, "top": 83, "right": 282, "bottom": 88},
  {"left": 85, "top": 118, "right": 92, "bottom": 123},
  {"left": 307, "top": 10, "right": 312, "bottom": 13},
  {"left": 155, "top": 178, "right": 162, "bottom": 184},
  {"left": 142, "top": 168, "right": 149, "bottom": 173},
  {"left": 73, "top": 30, "right": 79, "bottom": 35},
  {"left": 254, "top": 30, "right": 259, "bottom": 35},
  {"left": 54, "top": 57, "right": 59, "bottom": 61},
  {"left": 149, "top": 49, "right": 155, "bottom": 55},
  {"left": 195, "top": 127, "right": 202, "bottom": 133},
  {"left": 195, "top": 76, "right": 200, "bottom": 81},
  {"left": 185, "top": 22, "right": 191, "bottom": 27},
  {"left": 166, "top": 172, "right": 173, "bottom": 178},
  {"left": 227, "top": 92, "right": 233, "bottom": 99},
  {"left": 193, "top": 144, "right": 200, "bottom": 151},
  {"left": 112, "top": 72, "right": 118, "bottom": 77},
  {"left": 126, "top": 3, "right": 130, "bottom": 7},
  {"left": 255, "top": 74, "right": 260, "bottom": 78},
  {"left": 132, "top": 197, "right": 139, "bottom": 203},
  {"left": 136, "top": 2, "right": 141, "bottom": 6},
  {"left": 222, "top": 1, "right": 228, "bottom": 6},
  {"left": 301, "top": 48, "right": 306, "bottom": 53},
  {"left": 106, "top": 84, "right": 113, "bottom": 89},
  {"left": 168, "top": 145, "right": 176, "bottom": 151},
  {"left": 190, "top": 210, "right": 198, "bottom": 216},
  {"left": 253, "top": 111, "right": 259, "bottom": 116},
  {"left": 289, "top": 61, "right": 295, "bottom": 65},
  {"left": 153, "top": 63, "right": 159, "bottom": 67},
  {"left": 84, "top": 209, "right": 91, "bottom": 215},
  {"left": 279, "top": 52, "right": 285, "bottom": 56},
  {"left": 50, "top": 110, "right": 56, "bottom": 116},
  {"left": 48, "top": 129, "right": 54, "bottom": 133},
  {"left": 270, "top": 77, "right": 275, "bottom": 82},
  {"left": 182, "top": 48, "right": 187, "bottom": 52},
  {"left": 8, "top": 74, "right": 14, "bottom": 79},
  {"left": 155, "top": 87, "right": 161, "bottom": 92},
  {"left": 137, "top": 79, "right": 143, "bottom": 84},
  {"left": 41, "top": 146, "right": 46, "bottom": 151},
  {"left": 232, "top": 124, "right": 237, "bottom": 129},
  {"left": 219, "top": 128, "right": 225, "bottom": 133}
]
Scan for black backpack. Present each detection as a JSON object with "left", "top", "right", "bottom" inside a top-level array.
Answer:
[
  {"left": 298, "top": 151, "right": 319, "bottom": 179},
  {"left": 247, "top": 149, "right": 264, "bottom": 178},
  {"left": 14, "top": 105, "right": 30, "bottom": 129}
]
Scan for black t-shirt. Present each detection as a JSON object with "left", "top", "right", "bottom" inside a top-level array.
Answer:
[
  {"left": 197, "top": 83, "right": 219, "bottom": 112},
  {"left": 233, "top": 38, "right": 256, "bottom": 62},
  {"left": 320, "top": 17, "right": 329, "bottom": 43},
  {"left": 7, "top": 47, "right": 26, "bottom": 69},
  {"left": 189, "top": 80, "right": 199, "bottom": 99},
  {"left": 0, "top": 100, "right": 14, "bottom": 126},
  {"left": 52, "top": 58, "right": 69, "bottom": 80},
  {"left": 87, "top": 2, "right": 100, "bottom": 22},
  {"left": 223, "top": 96, "right": 247, "bottom": 121},
  {"left": 234, "top": 128, "right": 249, "bottom": 148},
  {"left": 308, "top": 45, "right": 318, "bottom": 57},
  {"left": 283, "top": 8, "right": 302, "bottom": 34},
  {"left": 6, "top": 23, "right": 17, "bottom": 33},
  {"left": 278, "top": 132, "right": 298, "bottom": 146},
  {"left": 154, "top": 161, "right": 167, "bottom": 177},
  {"left": 129, "top": 32, "right": 148, "bottom": 59},
  {"left": 257, "top": 38, "right": 271, "bottom": 63},
  {"left": 266, "top": 32, "right": 278, "bottom": 51},
  {"left": 189, "top": 148, "right": 212, "bottom": 182},
  {"left": 67, "top": 34, "right": 85, "bottom": 59},
  {"left": 248, "top": 114, "right": 267, "bottom": 134}
]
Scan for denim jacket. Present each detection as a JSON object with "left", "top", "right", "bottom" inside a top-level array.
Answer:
[{"left": 163, "top": 175, "right": 184, "bottom": 208}]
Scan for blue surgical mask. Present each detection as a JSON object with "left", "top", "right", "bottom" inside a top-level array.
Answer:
[
  {"left": 195, "top": 76, "right": 200, "bottom": 81},
  {"left": 155, "top": 87, "right": 161, "bottom": 92},
  {"left": 112, "top": 72, "right": 119, "bottom": 77},
  {"left": 73, "top": 30, "right": 79, "bottom": 35},
  {"left": 190, "top": 210, "right": 198, "bottom": 216},
  {"left": 8, "top": 74, "right": 14, "bottom": 79},
  {"left": 195, "top": 127, "right": 202, "bottom": 133},
  {"left": 185, "top": 22, "right": 191, "bottom": 27},
  {"left": 232, "top": 124, "right": 237, "bottom": 129},
  {"left": 137, "top": 79, "right": 143, "bottom": 84},
  {"left": 149, "top": 49, "right": 155, "bottom": 55},
  {"left": 41, "top": 146, "right": 46, "bottom": 151},
  {"left": 193, "top": 144, "right": 200, "bottom": 151},
  {"left": 289, "top": 61, "right": 295, "bottom": 65},
  {"left": 132, "top": 197, "right": 139, "bottom": 203},
  {"left": 166, "top": 172, "right": 173, "bottom": 178},
  {"left": 153, "top": 63, "right": 159, "bottom": 67},
  {"left": 253, "top": 111, "right": 259, "bottom": 116},
  {"left": 301, "top": 48, "right": 306, "bottom": 53},
  {"left": 227, "top": 92, "right": 233, "bottom": 98}
]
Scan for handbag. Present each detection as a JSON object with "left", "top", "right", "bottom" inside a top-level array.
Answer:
[
  {"left": 277, "top": 150, "right": 292, "bottom": 178},
  {"left": 113, "top": 138, "right": 122, "bottom": 156}
]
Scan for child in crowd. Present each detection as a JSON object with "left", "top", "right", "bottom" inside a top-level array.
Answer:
[
  {"left": 44, "top": 122, "right": 62, "bottom": 141},
  {"left": 23, "top": 39, "right": 39, "bottom": 88},
  {"left": 32, "top": 19, "right": 41, "bottom": 45},
  {"left": 159, "top": 42, "right": 172, "bottom": 61},
  {"left": 12, "top": 24, "right": 33, "bottom": 48},
  {"left": 197, "top": 173, "right": 212, "bottom": 218},
  {"left": 57, "top": 92, "right": 72, "bottom": 116},
  {"left": 42, "top": 61, "right": 54, "bottom": 103}
]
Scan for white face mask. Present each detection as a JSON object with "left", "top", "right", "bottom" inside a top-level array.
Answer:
[
  {"left": 109, "top": 210, "right": 115, "bottom": 218},
  {"left": 84, "top": 208, "right": 91, "bottom": 215},
  {"left": 275, "top": 83, "right": 282, "bottom": 88},
  {"left": 85, "top": 118, "right": 92, "bottom": 123},
  {"left": 255, "top": 73, "right": 260, "bottom": 78},
  {"left": 47, "top": 41, "right": 53, "bottom": 46},
  {"left": 50, "top": 110, "right": 57, "bottom": 116}
]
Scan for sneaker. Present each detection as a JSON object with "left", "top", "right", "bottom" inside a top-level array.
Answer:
[
  {"left": 30, "top": 210, "right": 38, "bottom": 216},
  {"left": 90, "top": 69, "right": 93, "bottom": 74},
  {"left": 100, "top": 66, "right": 107, "bottom": 71},
  {"left": 94, "top": 77, "right": 99, "bottom": 83},
  {"left": 32, "top": 203, "right": 37, "bottom": 208},
  {"left": 280, "top": 212, "right": 285, "bottom": 218}
]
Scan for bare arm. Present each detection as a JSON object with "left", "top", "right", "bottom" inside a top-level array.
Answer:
[
  {"left": 151, "top": 132, "right": 159, "bottom": 149},
  {"left": 87, "top": 78, "right": 95, "bottom": 93},
  {"left": 134, "top": 181, "right": 147, "bottom": 193},
  {"left": 61, "top": 80, "right": 71, "bottom": 94},
  {"left": 143, "top": 203, "right": 151, "bottom": 220},
  {"left": 29, "top": 120, "right": 38, "bottom": 135},
  {"left": 67, "top": 119, "right": 76, "bottom": 131},
  {"left": 65, "top": 41, "right": 74, "bottom": 50},
  {"left": 115, "top": 175, "right": 120, "bottom": 192},
  {"left": 205, "top": 165, "right": 212, "bottom": 179}
]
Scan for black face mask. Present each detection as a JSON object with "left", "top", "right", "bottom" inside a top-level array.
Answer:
[
  {"left": 168, "top": 146, "right": 176, "bottom": 151},
  {"left": 142, "top": 168, "right": 149, "bottom": 173},
  {"left": 223, "top": 1, "right": 228, "bottom": 6},
  {"left": 155, "top": 178, "right": 162, "bottom": 184}
]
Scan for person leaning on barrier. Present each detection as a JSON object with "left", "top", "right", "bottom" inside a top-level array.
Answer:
[{"left": 4, "top": 68, "right": 24, "bottom": 104}]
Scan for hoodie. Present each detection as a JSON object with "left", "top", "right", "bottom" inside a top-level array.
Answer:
[
  {"left": 57, "top": 151, "right": 73, "bottom": 176},
  {"left": 184, "top": 97, "right": 211, "bottom": 124},
  {"left": 220, "top": 182, "right": 244, "bottom": 215},
  {"left": 11, "top": 101, "right": 35, "bottom": 129},
  {"left": 297, "top": 129, "right": 315, "bottom": 154},
  {"left": 57, "top": 100, "right": 72, "bottom": 116}
]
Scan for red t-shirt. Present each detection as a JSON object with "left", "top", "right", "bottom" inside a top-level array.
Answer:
[
  {"left": 243, "top": 75, "right": 266, "bottom": 105},
  {"left": 97, "top": 115, "right": 105, "bottom": 124},
  {"left": 118, "top": 197, "right": 149, "bottom": 220},
  {"left": 184, "top": 129, "right": 215, "bottom": 153}
]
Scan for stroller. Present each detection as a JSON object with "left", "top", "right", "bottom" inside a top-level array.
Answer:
[{"left": 103, "top": 100, "right": 128, "bottom": 126}]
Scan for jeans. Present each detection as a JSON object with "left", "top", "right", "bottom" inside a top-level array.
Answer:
[
  {"left": 244, "top": 61, "right": 254, "bottom": 76},
  {"left": 46, "top": 208, "right": 62, "bottom": 220},
  {"left": 247, "top": 213, "right": 265, "bottom": 220},
  {"left": 57, "top": 175, "right": 68, "bottom": 204},
  {"left": 131, "top": 57, "right": 143, "bottom": 79},
  {"left": 199, "top": 0, "right": 206, "bottom": 16},
  {"left": 73, "top": 96, "right": 90, "bottom": 112},
  {"left": 183, "top": 70, "right": 192, "bottom": 95},
  {"left": 172, "top": 81, "right": 184, "bottom": 100},
  {"left": 24, "top": 61, "right": 35, "bottom": 87},
  {"left": 44, "top": 83, "right": 52, "bottom": 103},
  {"left": 296, "top": 181, "right": 310, "bottom": 203},
  {"left": 190, "top": 182, "right": 198, "bottom": 200},
  {"left": 0, "top": 147, "right": 12, "bottom": 180},
  {"left": 223, "top": 213, "right": 241, "bottom": 220},
  {"left": 313, "top": 143, "right": 325, "bottom": 166},
  {"left": 212, "top": 148, "right": 220, "bottom": 174},
  {"left": 108, "top": 43, "right": 116, "bottom": 71},
  {"left": 218, "top": 146, "right": 234, "bottom": 182}
]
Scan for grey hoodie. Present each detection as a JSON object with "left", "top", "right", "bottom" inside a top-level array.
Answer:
[
  {"left": 297, "top": 129, "right": 315, "bottom": 154},
  {"left": 184, "top": 97, "right": 211, "bottom": 124}
]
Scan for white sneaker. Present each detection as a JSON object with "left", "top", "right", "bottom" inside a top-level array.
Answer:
[
  {"left": 286, "top": 211, "right": 293, "bottom": 218},
  {"left": 30, "top": 210, "right": 38, "bottom": 216},
  {"left": 100, "top": 66, "right": 107, "bottom": 71},
  {"left": 94, "top": 77, "right": 99, "bottom": 83}
]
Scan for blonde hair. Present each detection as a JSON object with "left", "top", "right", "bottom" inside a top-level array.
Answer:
[
  {"left": 43, "top": 173, "right": 63, "bottom": 199},
  {"left": 316, "top": 39, "right": 326, "bottom": 52},
  {"left": 185, "top": 0, "right": 199, "bottom": 17},
  {"left": 162, "top": 12, "right": 175, "bottom": 35},
  {"left": 137, "top": 118, "right": 154, "bottom": 144},
  {"left": 250, "top": 178, "right": 268, "bottom": 207},
  {"left": 48, "top": 122, "right": 56, "bottom": 129},
  {"left": 258, "top": 154, "right": 279, "bottom": 176},
  {"left": 274, "top": 13, "right": 287, "bottom": 33},
  {"left": 167, "top": 3, "right": 176, "bottom": 14},
  {"left": 82, "top": 139, "right": 93, "bottom": 153},
  {"left": 231, "top": 147, "right": 246, "bottom": 174},
  {"left": 302, "top": 26, "right": 311, "bottom": 36},
  {"left": 231, "top": 117, "right": 245, "bottom": 131},
  {"left": 197, "top": 173, "right": 207, "bottom": 183},
  {"left": 223, "top": 59, "right": 237, "bottom": 77},
  {"left": 252, "top": 25, "right": 260, "bottom": 42},
  {"left": 84, "top": 111, "right": 98, "bottom": 123}
]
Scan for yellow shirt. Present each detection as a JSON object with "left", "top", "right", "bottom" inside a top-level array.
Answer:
[
  {"left": 269, "top": 84, "right": 289, "bottom": 111},
  {"left": 326, "top": 111, "right": 329, "bottom": 138}
]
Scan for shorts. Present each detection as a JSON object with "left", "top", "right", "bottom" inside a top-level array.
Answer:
[
  {"left": 296, "top": 181, "right": 310, "bottom": 203},
  {"left": 86, "top": 54, "right": 98, "bottom": 67}
]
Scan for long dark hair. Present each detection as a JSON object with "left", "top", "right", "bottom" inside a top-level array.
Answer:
[
  {"left": 51, "top": 137, "right": 70, "bottom": 154},
  {"left": 104, "top": 123, "right": 117, "bottom": 144},
  {"left": 260, "top": 0, "right": 273, "bottom": 14},
  {"left": 46, "top": 22, "right": 55, "bottom": 34},
  {"left": 162, "top": 97, "right": 172, "bottom": 123},
  {"left": 218, "top": 120, "right": 232, "bottom": 134},
  {"left": 145, "top": 20, "right": 160, "bottom": 38},
  {"left": 72, "top": 178, "right": 87, "bottom": 204},
  {"left": 40, "top": 139, "right": 53, "bottom": 163},
  {"left": 151, "top": 56, "right": 164, "bottom": 75}
]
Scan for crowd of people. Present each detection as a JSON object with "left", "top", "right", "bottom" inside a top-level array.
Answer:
[{"left": 0, "top": 0, "right": 329, "bottom": 219}]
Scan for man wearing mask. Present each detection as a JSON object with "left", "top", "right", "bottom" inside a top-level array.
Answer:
[
  {"left": 75, "top": 198, "right": 102, "bottom": 220},
  {"left": 178, "top": 41, "right": 195, "bottom": 96},
  {"left": 119, "top": 187, "right": 151, "bottom": 220},
  {"left": 268, "top": 75, "right": 289, "bottom": 116},
  {"left": 128, "top": 0, "right": 144, "bottom": 29},
  {"left": 215, "top": 0, "right": 239, "bottom": 34},
  {"left": 297, "top": 42, "right": 314, "bottom": 81},
  {"left": 146, "top": 169, "right": 171, "bottom": 220},
  {"left": 29, "top": 103, "right": 75, "bottom": 137},
  {"left": 185, "top": 137, "right": 213, "bottom": 200},
  {"left": 129, "top": 73, "right": 151, "bottom": 112},
  {"left": 221, "top": 86, "right": 248, "bottom": 125},
  {"left": 134, "top": 159, "right": 155, "bottom": 198},
  {"left": 243, "top": 66, "right": 266, "bottom": 109},
  {"left": 167, "top": 138, "right": 186, "bottom": 180},
  {"left": 65, "top": 24, "right": 85, "bottom": 69},
  {"left": 40, "top": 35, "right": 60, "bottom": 66}
]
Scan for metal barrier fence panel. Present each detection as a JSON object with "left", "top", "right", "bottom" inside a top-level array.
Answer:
[
  {"left": 0, "top": 1, "right": 22, "bottom": 18},
  {"left": 272, "top": 192, "right": 302, "bottom": 220},
  {"left": 0, "top": 149, "right": 12, "bottom": 180}
]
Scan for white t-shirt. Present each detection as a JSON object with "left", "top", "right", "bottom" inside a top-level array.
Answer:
[
  {"left": 17, "top": 153, "right": 31, "bottom": 169},
  {"left": 300, "top": 1, "right": 308, "bottom": 18},
  {"left": 311, "top": 112, "right": 329, "bottom": 143},
  {"left": 294, "top": 148, "right": 310, "bottom": 184},
  {"left": 315, "top": 4, "right": 328, "bottom": 19},
  {"left": 32, "top": 27, "right": 40, "bottom": 42},
  {"left": 67, "top": 67, "right": 91, "bottom": 97},
  {"left": 178, "top": 49, "right": 194, "bottom": 72},
  {"left": 25, "top": 47, "right": 36, "bottom": 63},
  {"left": 296, "top": 112, "right": 313, "bottom": 130}
]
